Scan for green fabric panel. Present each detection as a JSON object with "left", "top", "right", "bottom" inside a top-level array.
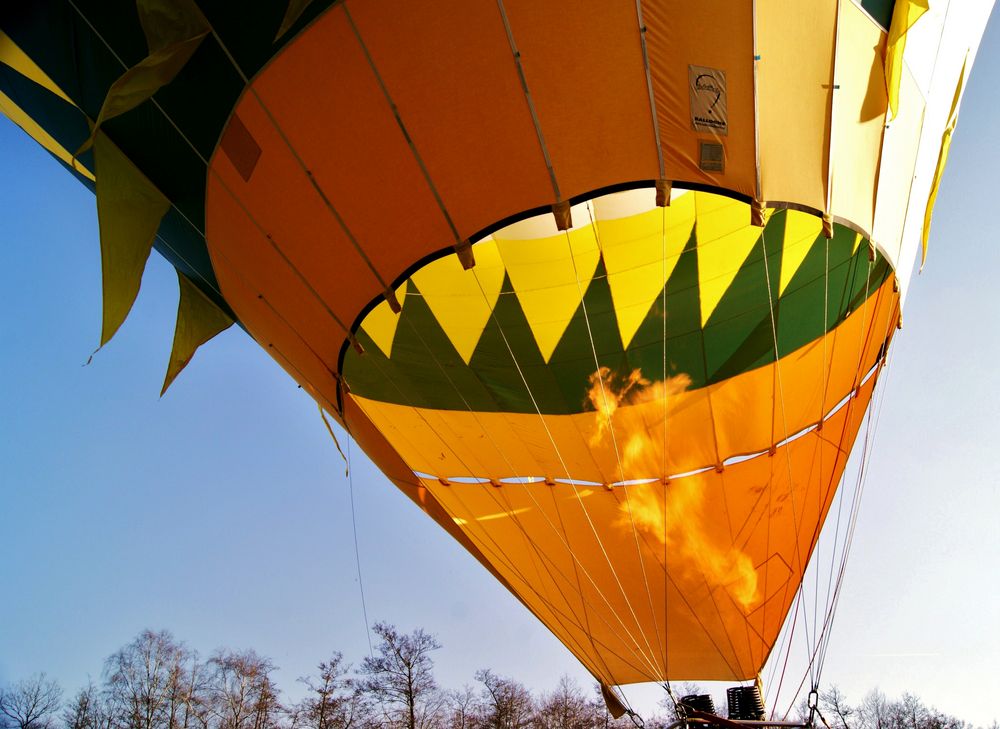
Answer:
[
  {"left": 625, "top": 226, "right": 707, "bottom": 389},
  {"left": 470, "top": 277, "right": 567, "bottom": 414},
  {"left": 343, "top": 221, "right": 892, "bottom": 415},
  {"left": 0, "top": 0, "right": 242, "bottom": 322},
  {"left": 198, "top": 1, "right": 337, "bottom": 78},
  {"left": 347, "top": 281, "right": 499, "bottom": 412},
  {"left": 0, "top": 62, "right": 95, "bottom": 172},
  {"left": 547, "top": 259, "right": 629, "bottom": 410},
  {"left": 861, "top": 0, "right": 896, "bottom": 30},
  {"left": 703, "top": 231, "right": 775, "bottom": 381}
]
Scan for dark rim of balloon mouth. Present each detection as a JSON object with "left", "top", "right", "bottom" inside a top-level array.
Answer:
[
  {"left": 407, "top": 352, "right": 887, "bottom": 490},
  {"left": 334, "top": 176, "right": 881, "bottom": 382}
]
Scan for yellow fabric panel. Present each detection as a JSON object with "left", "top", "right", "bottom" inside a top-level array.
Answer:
[
  {"left": 779, "top": 209, "right": 823, "bottom": 296},
  {"left": 829, "top": 1, "right": 888, "bottom": 235},
  {"left": 644, "top": 0, "right": 758, "bottom": 198},
  {"left": 411, "top": 242, "right": 505, "bottom": 364},
  {"left": 0, "top": 30, "right": 74, "bottom": 104},
  {"left": 694, "top": 192, "right": 762, "bottom": 326},
  {"left": 885, "top": 0, "right": 929, "bottom": 120},
  {"left": 873, "top": 66, "right": 924, "bottom": 261},
  {"left": 93, "top": 132, "right": 170, "bottom": 346},
  {"left": 360, "top": 281, "right": 408, "bottom": 358},
  {"left": 494, "top": 226, "right": 600, "bottom": 363},
  {"left": 161, "top": 271, "right": 234, "bottom": 395},
  {"left": 415, "top": 371, "right": 877, "bottom": 683},
  {"left": 600, "top": 193, "right": 695, "bottom": 349},
  {"left": 922, "top": 57, "right": 967, "bottom": 268},
  {"left": 0, "top": 90, "right": 94, "bottom": 182},
  {"left": 755, "top": 0, "right": 837, "bottom": 210}
]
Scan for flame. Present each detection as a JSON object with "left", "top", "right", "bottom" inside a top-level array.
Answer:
[
  {"left": 585, "top": 366, "right": 691, "bottom": 473},
  {"left": 620, "top": 481, "right": 760, "bottom": 610},
  {"left": 587, "top": 365, "right": 759, "bottom": 610}
]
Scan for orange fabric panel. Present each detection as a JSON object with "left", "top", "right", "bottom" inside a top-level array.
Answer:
[
  {"left": 206, "top": 244, "right": 342, "bottom": 409},
  {"left": 502, "top": 0, "right": 659, "bottom": 196},
  {"left": 645, "top": 0, "right": 757, "bottom": 197},
  {"left": 774, "top": 277, "right": 898, "bottom": 442},
  {"left": 342, "top": 395, "right": 548, "bottom": 638},
  {"left": 208, "top": 94, "right": 376, "bottom": 334},
  {"left": 417, "top": 370, "right": 876, "bottom": 682},
  {"left": 205, "top": 176, "right": 348, "bottom": 373},
  {"left": 253, "top": 8, "right": 455, "bottom": 289},
  {"left": 345, "top": 0, "right": 553, "bottom": 239},
  {"left": 756, "top": 0, "right": 837, "bottom": 209}
]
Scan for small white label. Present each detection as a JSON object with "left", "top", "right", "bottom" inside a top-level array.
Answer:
[{"left": 689, "top": 65, "right": 728, "bottom": 136}]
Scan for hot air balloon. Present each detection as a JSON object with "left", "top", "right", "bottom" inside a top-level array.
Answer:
[{"left": 0, "top": 0, "right": 992, "bottom": 720}]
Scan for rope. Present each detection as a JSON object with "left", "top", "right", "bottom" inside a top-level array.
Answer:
[
  {"left": 346, "top": 438, "right": 374, "bottom": 658},
  {"left": 580, "top": 203, "right": 665, "bottom": 672},
  {"left": 759, "top": 224, "right": 817, "bottom": 693}
]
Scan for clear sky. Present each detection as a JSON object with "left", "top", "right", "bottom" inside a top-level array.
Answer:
[{"left": 1, "top": 15, "right": 998, "bottom": 727}]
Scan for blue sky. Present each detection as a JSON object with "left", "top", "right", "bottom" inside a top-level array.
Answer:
[{"left": 1, "top": 15, "right": 998, "bottom": 726}]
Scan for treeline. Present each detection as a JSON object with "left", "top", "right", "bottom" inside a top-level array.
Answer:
[{"left": 0, "top": 626, "right": 990, "bottom": 729}]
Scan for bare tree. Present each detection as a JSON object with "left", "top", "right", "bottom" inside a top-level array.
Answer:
[
  {"left": 445, "top": 686, "right": 480, "bottom": 729},
  {"left": 474, "top": 670, "right": 533, "bottom": 729},
  {"left": 534, "top": 676, "right": 589, "bottom": 729},
  {"left": 0, "top": 675, "right": 63, "bottom": 729},
  {"left": 359, "top": 623, "right": 442, "bottom": 729},
  {"left": 820, "top": 687, "right": 855, "bottom": 729},
  {"left": 207, "top": 649, "right": 281, "bottom": 729},
  {"left": 858, "top": 689, "right": 891, "bottom": 729},
  {"left": 103, "top": 630, "right": 192, "bottom": 729},
  {"left": 294, "top": 654, "right": 364, "bottom": 729},
  {"left": 62, "top": 682, "right": 108, "bottom": 729}
]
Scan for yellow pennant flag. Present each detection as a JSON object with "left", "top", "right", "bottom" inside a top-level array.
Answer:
[
  {"left": 275, "top": 0, "right": 316, "bottom": 42},
  {"left": 94, "top": 131, "right": 170, "bottom": 346},
  {"left": 921, "top": 56, "right": 968, "bottom": 269},
  {"left": 885, "top": 0, "right": 929, "bottom": 120},
  {"left": 161, "top": 271, "right": 234, "bottom": 396},
  {"left": 76, "top": 0, "right": 209, "bottom": 156}
]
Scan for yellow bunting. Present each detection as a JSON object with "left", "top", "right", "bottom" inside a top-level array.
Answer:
[
  {"left": 361, "top": 281, "right": 408, "bottom": 357},
  {"left": 77, "top": 0, "right": 208, "bottom": 156},
  {"left": 695, "top": 193, "right": 761, "bottom": 326},
  {"left": 318, "top": 404, "right": 349, "bottom": 476},
  {"left": 779, "top": 210, "right": 822, "bottom": 295},
  {"left": 411, "top": 240, "right": 505, "bottom": 364},
  {"left": 276, "top": 0, "right": 316, "bottom": 42},
  {"left": 161, "top": 271, "right": 234, "bottom": 396},
  {"left": 0, "top": 90, "right": 94, "bottom": 181},
  {"left": 885, "top": 0, "right": 929, "bottom": 120},
  {"left": 922, "top": 57, "right": 967, "bottom": 269},
  {"left": 94, "top": 132, "right": 170, "bottom": 346},
  {"left": 0, "top": 30, "right": 74, "bottom": 104},
  {"left": 137, "top": 0, "right": 209, "bottom": 53},
  {"left": 602, "top": 193, "right": 694, "bottom": 349}
]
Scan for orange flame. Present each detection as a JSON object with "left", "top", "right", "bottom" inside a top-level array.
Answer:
[
  {"left": 620, "top": 480, "right": 760, "bottom": 610},
  {"left": 588, "top": 366, "right": 760, "bottom": 609},
  {"left": 585, "top": 367, "right": 691, "bottom": 473}
]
